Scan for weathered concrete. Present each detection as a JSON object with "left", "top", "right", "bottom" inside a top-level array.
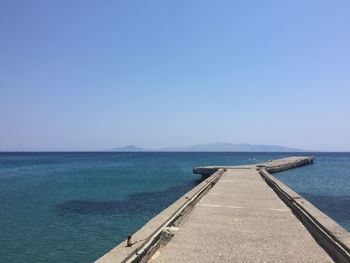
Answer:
[{"left": 151, "top": 168, "right": 334, "bottom": 263}]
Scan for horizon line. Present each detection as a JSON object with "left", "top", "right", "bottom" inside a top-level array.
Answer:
[{"left": 0, "top": 150, "right": 349, "bottom": 153}]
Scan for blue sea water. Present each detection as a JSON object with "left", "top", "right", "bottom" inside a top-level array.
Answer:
[
  {"left": 273, "top": 153, "right": 350, "bottom": 231},
  {"left": 0, "top": 152, "right": 349, "bottom": 262}
]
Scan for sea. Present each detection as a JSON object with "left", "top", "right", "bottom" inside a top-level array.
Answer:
[{"left": 0, "top": 152, "right": 349, "bottom": 262}]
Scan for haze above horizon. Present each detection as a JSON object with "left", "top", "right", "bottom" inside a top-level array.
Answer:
[{"left": 0, "top": 1, "right": 349, "bottom": 152}]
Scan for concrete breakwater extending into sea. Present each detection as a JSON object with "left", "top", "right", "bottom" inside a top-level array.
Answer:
[
  {"left": 1, "top": 152, "right": 349, "bottom": 262},
  {"left": 97, "top": 156, "right": 350, "bottom": 263}
]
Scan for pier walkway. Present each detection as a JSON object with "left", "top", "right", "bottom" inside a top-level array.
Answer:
[
  {"left": 96, "top": 156, "right": 350, "bottom": 263},
  {"left": 151, "top": 167, "right": 332, "bottom": 262}
]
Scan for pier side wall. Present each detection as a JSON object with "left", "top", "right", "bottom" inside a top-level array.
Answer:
[
  {"left": 95, "top": 169, "right": 225, "bottom": 263},
  {"left": 259, "top": 169, "right": 350, "bottom": 262}
]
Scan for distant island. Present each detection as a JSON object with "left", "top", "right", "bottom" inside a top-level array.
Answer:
[
  {"left": 107, "top": 143, "right": 305, "bottom": 152},
  {"left": 108, "top": 145, "right": 145, "bottom": 152}
]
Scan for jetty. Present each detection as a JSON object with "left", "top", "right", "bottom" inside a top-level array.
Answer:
[{"left": 96, "top": 156, "right": 350, "bottom": 263}]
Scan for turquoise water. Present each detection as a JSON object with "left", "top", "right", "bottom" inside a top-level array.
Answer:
[{"left": 0, "top": 152, "right": 349, "bottom": 262}]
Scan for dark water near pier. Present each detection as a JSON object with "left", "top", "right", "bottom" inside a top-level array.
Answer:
[{"left": 0, "top": 152, "right": 349, "bottom": 262}]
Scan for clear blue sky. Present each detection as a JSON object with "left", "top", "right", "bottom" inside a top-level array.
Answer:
[{"left": 0, "top": 1, "right": 349, "bottom": 151}]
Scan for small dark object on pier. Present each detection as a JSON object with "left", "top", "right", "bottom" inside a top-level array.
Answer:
[{"left": 126, "top": 235, "right": 132, "bottom": 247}]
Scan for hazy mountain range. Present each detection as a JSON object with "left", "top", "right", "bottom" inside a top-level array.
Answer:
[{"left": 107, "top": 143, "right": 305, "bottom": 152}]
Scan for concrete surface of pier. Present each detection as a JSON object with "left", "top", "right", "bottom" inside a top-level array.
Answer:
[{"left": 151, "top": 167, "right": 332, "bottom": 262}]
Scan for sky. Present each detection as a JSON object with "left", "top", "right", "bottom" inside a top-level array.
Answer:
[{"left": 0, "top": 1, "right": 349, "bottom": 151}]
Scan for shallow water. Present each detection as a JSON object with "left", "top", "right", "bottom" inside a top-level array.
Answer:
[{"left": 0, "top": 152, "right": 349, "bottom": 262}]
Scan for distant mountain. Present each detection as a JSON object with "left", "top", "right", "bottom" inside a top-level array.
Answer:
[
  {"left": 107, "top": 145, "right": 145, "bottom": 152},
  {"left": 159, "top": 143, "right": 304, "bottom": 152},
  {"left": 108, "top": 143, "right": 305, "bottom": 152}
]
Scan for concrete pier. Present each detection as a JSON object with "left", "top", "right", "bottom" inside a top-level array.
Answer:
[
  {"left": 152, "top": 168, "right": 332, "bottom": 262},
  {"left": 193, "top": 156, "right": 315, "bottom": 179},
  {"left": 95, "top": 156, "right": 350, "bottom": 263}
]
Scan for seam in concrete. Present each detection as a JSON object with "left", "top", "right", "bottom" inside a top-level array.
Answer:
[
  {"left": 266, "top": 208, "right": 289, "bottom": 212},
  {"left": 198, "top": 204, "right": 243, "bottom": 209}
]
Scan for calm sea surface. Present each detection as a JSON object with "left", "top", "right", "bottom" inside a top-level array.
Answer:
[{"left": 0, "top": 152, "right": 349, "bottom": 262}]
